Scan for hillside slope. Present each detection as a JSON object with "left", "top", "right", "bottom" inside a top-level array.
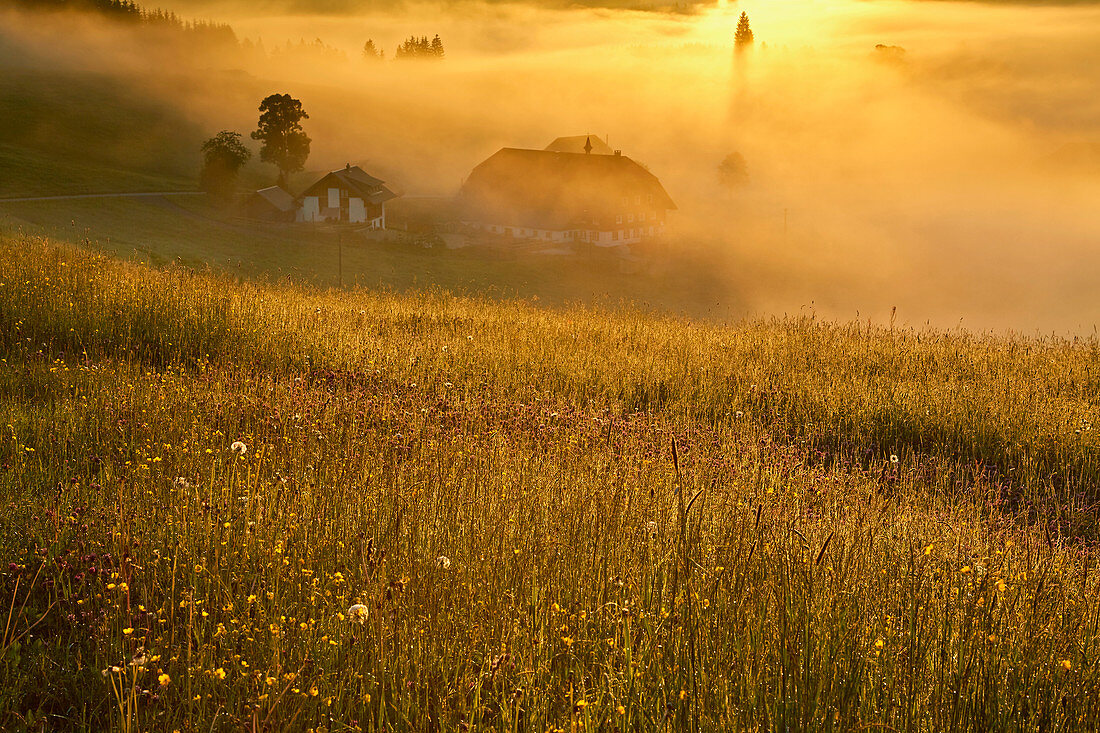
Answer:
[
  {"left": 1, "top": 232, "right": 1098, "bottom": 730},
  {"left": 0, "top": 69, "right": 201, "bottom": 196}
]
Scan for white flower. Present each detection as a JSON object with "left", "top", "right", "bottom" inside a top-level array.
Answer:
[
  {"left": 436, "top": 555, "right": 451, "bottom": 570},
  {"left": 230, "top": 441, "right": 247, "bottom": 456},
  {"left": 735, "top": 411, "right": 744, "bottom": 419},
  {"left": 173, "top": 477, "right": 190, "bottom": 489},
  {"left": 347, "top": 604, "right": 369, "bottom": 625},
  {"left": 890, "top": 454, "right": 899, "bottom": 464},
  {"left": 647, "top": 521, "right": 659, "bottom": 537}
]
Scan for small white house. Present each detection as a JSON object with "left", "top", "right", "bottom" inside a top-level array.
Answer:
[{"left": 296, "top": 164, "right": 397, "bottom": 227}]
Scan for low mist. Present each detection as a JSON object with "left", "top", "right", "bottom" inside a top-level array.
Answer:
[{"left": 2, "top": 0, "right": 1099, "bottom": 332}]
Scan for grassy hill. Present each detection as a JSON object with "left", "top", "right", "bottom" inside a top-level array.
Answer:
[
  {"left": 1, "top": 231, "right": 1099, "bottom": 729},
  {"left": 0, "top": 195, "right": 743, "bottom": 317},
  {"left": 0, "top": 69, "right": 200, "bottom": 197}
]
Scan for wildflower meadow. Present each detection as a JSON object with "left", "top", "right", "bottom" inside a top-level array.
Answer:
[{"left": 1, "top": 233, "right": 1099, "bottom": 730}]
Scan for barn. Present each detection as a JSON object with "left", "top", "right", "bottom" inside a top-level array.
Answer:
[
  {"left": 296, "top": 164, "right": 397, "bottom": 227},
  {"left": 458, "top": 146, "right": 675, "bottom": 246},
  {"left": 241, "top": 186, "right": 297, "bottom": 222}
]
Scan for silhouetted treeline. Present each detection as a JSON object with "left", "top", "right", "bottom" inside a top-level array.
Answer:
[
  {"left": 394, "top": 35, "right": 444, "bottom": 60},
  {"left": 13, "top": 0, "right": 238, "bottom": 47},
  {"left": 271, "top": 38, "right": 348, "bottom": 64}
]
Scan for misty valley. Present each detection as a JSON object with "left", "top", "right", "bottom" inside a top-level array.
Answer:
[{"left": 1, "top": 0, "right": 1100, "bottom": 730}]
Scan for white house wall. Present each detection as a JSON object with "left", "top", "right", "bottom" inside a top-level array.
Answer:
[
  {"left": 349, "top": 198, "right": 366, "bottom": 224},
  {"left": 297, "top": 196, "right": 320, "bottom": 222}
]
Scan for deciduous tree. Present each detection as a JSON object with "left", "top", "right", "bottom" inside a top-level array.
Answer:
[
  {"left": 251, "top": 94, "right": 311, "bottom": 187},
  {"left": 718, "top": 152, "right": 749, "bottom": 190},
  {"left": 199, "top": 130, "right": 250, "bottom": 203}
]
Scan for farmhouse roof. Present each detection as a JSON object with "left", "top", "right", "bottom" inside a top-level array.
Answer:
[
  {"left": 460, "top": 147, "right": 676, "bottom": 230},
  {"left": 252, "top": 186, "right": 296, "bottom": 212},
  {"left": 544, "top": 135, "right": 615, "bottom": 155},
  {"left": 301, "top": 164, "right": 397, "bottom": 204}
]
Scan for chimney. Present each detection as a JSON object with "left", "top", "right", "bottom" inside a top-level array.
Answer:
[
  {"left": 345, "top": 163, "right": 351, "bottom": 171},
  {"left": 614, "top": 150, "right": 621, "bottom": 156},
  {"left": 584, "top": 135, "right": 593, "bottom": 155}
]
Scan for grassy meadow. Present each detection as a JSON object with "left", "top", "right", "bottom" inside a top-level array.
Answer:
[
  {"left": 0, "top": 197, "right": 742, "bottom": 319},
  {"left": 1, "top": 231, "right": 1099, "bottom": 730}
]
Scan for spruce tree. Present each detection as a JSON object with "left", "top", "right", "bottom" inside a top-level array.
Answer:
[{"left": 734, "top": 12, "right": 754, "bottom": 51}]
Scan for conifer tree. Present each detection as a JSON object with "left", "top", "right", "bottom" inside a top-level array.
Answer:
[{"left": 734, "top": 12, "right": 754, "bottom": 52}]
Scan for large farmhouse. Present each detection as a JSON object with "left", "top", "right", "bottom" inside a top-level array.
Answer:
[
  {"left": 296, "top": 164, "right": 397, "bottom": 227},
  {"left": 459, "top": 143, "right": 676, "bottom": 246}
]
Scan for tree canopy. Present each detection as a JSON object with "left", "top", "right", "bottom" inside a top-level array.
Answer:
[
  {"left": 200, "top": 131, "right": 251, "bottom": 203},
  {"left": 363, "top": 39, "right": 383, "bottom": 60},
  {"left": 395, "top": 35, "right": 445, "bottom": 60},
  {"left": 717, "top": 152, "right": 749, "bottom": 190},
  {"left": 735, "top": 12, "right": 754, "bottom": 51},
  {"left": 251, "top": 94, "right": 311, "bottom": 188}
]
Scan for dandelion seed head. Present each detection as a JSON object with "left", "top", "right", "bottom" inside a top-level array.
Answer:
[{"left": 347, "top": 603, "right": 369, "bottom": 625}]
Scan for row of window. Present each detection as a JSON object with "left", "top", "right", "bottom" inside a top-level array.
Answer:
[
  {"left": 615, "top": 211, "right": 659, "bottom": 225},
  {"left": 483, "top": 224, "right": 661, "bottom": 240},
  {"left": 621, "top": 195, "right": 654, "bottom": 206}
]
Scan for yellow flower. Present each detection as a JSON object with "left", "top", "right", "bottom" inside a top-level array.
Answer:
[
  {"left": 1061, "top": 659, "right": 1072, "bottom": 671},
  {"left": 875, "top": 638, "right": 885, "bottom": 649},
  {"left": 923, "top": 544, "right": 933, "bottom": 556},
  {"left": 561, "top": 637, "right": 574, "bottom": 646},
  {"left": 616, "top": 705, "right": 626, "bottom": 715},
  {"left": 996, "top": 579, "right": 1006, "bottom": 593},
  {"left": 158, "top": 672, "right": 171, "bottom": 687},
  {"left": 123, "top": 627, "right": 134, "bottom": 635},
  {"left": 959, "top": 566, "right": 971, "bottom": 574},
  {"left": 214, "top": 668, "right": 227, "bottom": 680},
  {"left": 309, "top": 686, "right": 319, "bottom": 697}
]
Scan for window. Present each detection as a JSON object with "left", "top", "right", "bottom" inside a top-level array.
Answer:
[
  {"left": 627, "top": 213, "right": 634, "bottom": 223},
  {"left": 634, "top": 195, "right": 641, "bottom": 205},
  {"left": 328, "top": 188, "right": 340, "bottom": 209},
  {"left": 616, "top": 214, "right": 622, "bottom": 225},
  {"left": 613, "top": 230, "right": 619, "bottom": 241},
  {"left": 647, "top": 194, "right": 653, "bottom": 204}
]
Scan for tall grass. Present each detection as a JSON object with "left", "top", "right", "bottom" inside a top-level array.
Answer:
[{"left": 0, "top": 232, "right": 1098, "bottom": 730}]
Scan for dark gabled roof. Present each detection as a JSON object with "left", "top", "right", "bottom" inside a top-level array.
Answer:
[
  {"left": 251, "top": 186, "right": 296, "bottom": 212},
  {"left": 301, "top": 165, "right": 397, "bottom": 204},
  {"left": 459, "top": 148, "right": 676, "bottom": 230},
  {"left": 545, "top": 135, "right": 615, "bottom": 155}
]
